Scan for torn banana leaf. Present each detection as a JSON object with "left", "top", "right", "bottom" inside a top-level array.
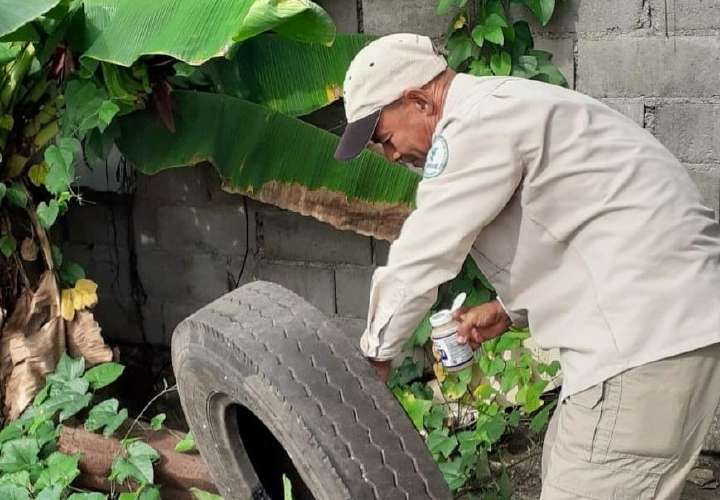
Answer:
[
  {"left": 115, "top": 91, "right": 419, "bottom": 240},
  {"left": 80, "top": 0, "right": 335, "bottom": 67},
  {"left": 0, "top": 271, "right": 65, "bottom": 421},
  {"left": 0, "top": 0, "right": 61, "bottom": 38},
  {"left": 189, "top": 34, "right": 375, "bottom": 117}
]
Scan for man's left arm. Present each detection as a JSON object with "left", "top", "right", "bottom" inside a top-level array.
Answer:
[{"left": 360, "top": 110, "right": 526, "bottom": 365}]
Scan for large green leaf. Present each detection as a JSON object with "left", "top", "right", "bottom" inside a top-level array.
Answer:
[
  {"left": 80, "top": 0, "right": 335, "bottom": 67},
  {"left": 116, "top": 91, "right": 418, "bottom": 240},
  {"left": 194, "top": 34, "right": 374, "bottom": 116},
  {"left": 0, "top": 0, "right": 61, "bottom": 38}
]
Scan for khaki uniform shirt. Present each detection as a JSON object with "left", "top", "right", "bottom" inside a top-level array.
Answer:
[{"left": 359, "top": 74, "right": 720, "bottom": 400}]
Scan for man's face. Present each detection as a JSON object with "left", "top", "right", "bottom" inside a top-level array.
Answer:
[{"left": 372, "top": 93, "right": 435, "bottom": 169}]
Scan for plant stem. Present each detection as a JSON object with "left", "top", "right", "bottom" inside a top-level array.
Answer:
[
  {"left": 0, "top": 43, "right": 35, "bottom": 111},
  {"left": 121, "top": 385, "right": 177, "bottom": 442}
]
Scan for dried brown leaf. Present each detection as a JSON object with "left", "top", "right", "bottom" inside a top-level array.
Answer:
[
  {"left": 65, "top": 310, "right": 112, "bottom": 366},
  {"left": 20, "top": 238, "right": 38, "bottom": 262},
  {"left": 0, "top": 271, "right": 65, "bottom": 420},
  {"left": 222, "top": 180, "right": 410, "bottom": 241}
]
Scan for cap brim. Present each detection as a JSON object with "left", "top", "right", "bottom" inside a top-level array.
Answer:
[{"left": 334, "top": 110, "right": 381, "bottom": 161}]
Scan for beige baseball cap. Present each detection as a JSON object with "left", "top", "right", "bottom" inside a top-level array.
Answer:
[{"left": 334, "top": 33, "right": 448, "bottom": 161}]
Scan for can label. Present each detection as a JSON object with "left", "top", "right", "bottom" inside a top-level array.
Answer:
[{"left": 432, "top": 330, "right": 473, "bottom": 369}]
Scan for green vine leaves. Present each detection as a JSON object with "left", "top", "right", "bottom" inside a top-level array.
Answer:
[
  {"left": 0, "top": 354, "right": 210, "bottom": 499},
  {"left": 442, "top": 0, "right": 566, "bottom": 86}
]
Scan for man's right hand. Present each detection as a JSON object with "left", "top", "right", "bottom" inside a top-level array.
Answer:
[
  {"left": 368, "top": 358, "right": 391, "bottom": 383},
  {"left": 452, "top": 299, "right": 511, "bottom": 350}
]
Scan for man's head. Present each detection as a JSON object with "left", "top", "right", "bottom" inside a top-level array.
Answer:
[{"left": 334, "top": 33, "right": 452, "bottom": 167}]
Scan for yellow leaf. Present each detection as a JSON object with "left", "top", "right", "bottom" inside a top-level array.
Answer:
[
  {"left": 0, "top": 114, "right": 13, "bottom": 131},
  {"left": 28, "top": 162, "right": 48, "bottom": 187},
  {"left": 473, "top": 383, "right": 493, "bottom": 402},
  {"left": 6, "top": 154, "right": 28, "bottom": 178},
  {"left": 325, "top": 84, "right": 342, "bottom": 102},
  {"left": 431, "top": 344, "right": 441, "bottom": 362},
  {"left": 454, "top": 14, "right": 467, "bottom": 30},
  {"left": 74, "top": 279, "right": 98, "bottom": 308},
  {"left": 61, "top": 289, "right": 76, "bottom": 321},
  {"left": 433, "top": 362, "right": 447, "bottom": 383},
  {"left": 71, "top": 287, "right": 83, "bottom": 310}
]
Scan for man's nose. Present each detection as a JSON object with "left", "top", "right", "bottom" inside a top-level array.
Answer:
[{"left": 382, "top": 143, "right": 401, "bottom": 162}]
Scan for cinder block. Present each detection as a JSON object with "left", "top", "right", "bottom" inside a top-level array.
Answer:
[
  {"left": 61, "top": 243, "right": 94, "bottom": 269},
  {"left": 509, "top": 0, "right": 647, "bottom": 33},
  {"left": 335, "top": 266, "right": 374, "bottom": 318},
  {"left": 373, "top": 239, "right": 390, "bottom": 265},
  {"left": 533, "top": 37, "right": 574, "bottom": 89},
  {"left": 316, "top": 0, "right": 358, "bottom": 32},
  {"left": 76, "top": 146, "right": 127, "bottom": 193},
  {"left": 131, "top": 195, "right": 158, "bottom": 249},
  {"left": 88, "top": 248, "right": 133, "bottom": 299},
  {"left": 576, "top": 37, "right": 720, "bottom": 98},
  {"left": 650, "top": 0, "right": 720, "bottom": 32},
  {"left": 255, "top": 261, "right": 335, "bottom": 315},
  {"left": 600, "top": 98, "right": 645, "bottom": 127},
  {"left": 60, "top": 243, "right": 131, "bottom": 299},
  {"left": 141, "top": 300, "right": 165, "bottom": 345},
  {"left": 685, "top": 164, "right": 720, "bottom": 220},
  {"left": 163, "top": 301, "right": 207, "bottom": 344},
  {"left": 156, "top": 205, "right": 254, "bottom": 256},
  {"left": 654, "top": 103, "right": 720, "bottom": 163},
  {"left": 136, "top": 250, "right": 233, "bottom": 303},
  {"left": 135, "top": 164, "right": 215, "bottom": 206},
  {"left": 262, "top": 209, "right": 372, "bottom": 265},
  {"left": 66, "top": 203, "right": 129, "bottom": 246},
  {"left": 93, "top": 296, "right": 144, "bottom": 344},
  {"left": 362, "top": 0, "right": 452, "bottom": 38}
]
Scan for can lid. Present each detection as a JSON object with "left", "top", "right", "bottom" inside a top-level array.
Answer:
[{"left": 429, "top": 309, "right": 453, "bottom": 327}]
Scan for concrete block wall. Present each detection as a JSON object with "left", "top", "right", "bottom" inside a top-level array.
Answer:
[
  {"left": 63, "top": 0, "right": 720, "bottom": 341},
  {"left": 361, "top": 0, "right": 720, "bottom": 214}
]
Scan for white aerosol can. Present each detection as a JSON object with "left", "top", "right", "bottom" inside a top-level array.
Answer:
[{"left": 430, "top": 292, "right": 474, "bottom": 372}]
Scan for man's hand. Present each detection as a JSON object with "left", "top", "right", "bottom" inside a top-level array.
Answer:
[
  {"left": 452, "top": 300, "right": 511, "bottom": 350},
  {"left": 368, "top": 358, "right": 391, "bottom": 383}
]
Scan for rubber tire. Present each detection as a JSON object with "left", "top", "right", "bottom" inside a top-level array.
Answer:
[{"left": 172, "top": 281, "right": 451, "bottom": 500}]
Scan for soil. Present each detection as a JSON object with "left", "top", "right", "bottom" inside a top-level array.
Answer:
[{"left": 507, "top": 441, "right": 720, "bottom": 499}]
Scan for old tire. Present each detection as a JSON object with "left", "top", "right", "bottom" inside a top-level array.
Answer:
[{"left": 171, "top": 281, "right": 451, "bottom": 500}]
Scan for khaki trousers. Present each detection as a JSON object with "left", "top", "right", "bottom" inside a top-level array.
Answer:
[{"left": 541, "top": 343, "right": 720, "bottom": 499}]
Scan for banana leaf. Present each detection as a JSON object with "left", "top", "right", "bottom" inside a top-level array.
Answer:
[
  {"left": 115, "top": 91, "right": 419, "bottom": 240},
  {"left": 79, "top": 0, "right": 335, "bottom": 67},
  {"left": 0, "top": 0, "right": 61, "bottom": 38},
  {"left": 190, "top": 34, "right": 375, "bottom": 117}
]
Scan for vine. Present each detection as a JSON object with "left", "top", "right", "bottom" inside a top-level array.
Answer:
[{"left": 0, "top": 353, "right": 220, "bottom": 499}]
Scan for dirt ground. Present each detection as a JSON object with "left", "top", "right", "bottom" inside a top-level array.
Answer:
[{"left": 509, "top": 451, "right": 720, "bottom": 499}]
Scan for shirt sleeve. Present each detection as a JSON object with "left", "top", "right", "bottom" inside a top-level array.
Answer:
[
  {"left": 496, "top": 294, "right": 529, "bottom": 329},
  {"left": 360, "top": 100, "right": 527, "bottom": 360}
]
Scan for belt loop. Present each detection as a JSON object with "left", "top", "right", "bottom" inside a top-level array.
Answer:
[{"left": 591, "top": 374, "right": 622, "bottom": 464}]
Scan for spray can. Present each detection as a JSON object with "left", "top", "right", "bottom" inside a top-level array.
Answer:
[{"left": 430, "top": 292, "right": 474, "bottom": 372}]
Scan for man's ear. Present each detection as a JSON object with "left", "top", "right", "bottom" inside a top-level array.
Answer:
[{"left": 402, "top": 88, "right": 434, "bottom": 115}]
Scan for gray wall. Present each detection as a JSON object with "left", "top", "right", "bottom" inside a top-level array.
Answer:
[{"left": 64, "top": 0, "right": 720, "bottom": 346}]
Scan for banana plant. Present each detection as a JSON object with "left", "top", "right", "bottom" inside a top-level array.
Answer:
[
  {"left": 0, "top": 0, "right": 341, "bottom": 420},
  {"left": 116, "top": 34, "right": 418, "bottom": 241}
]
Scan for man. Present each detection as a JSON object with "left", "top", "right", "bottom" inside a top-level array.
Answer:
[{"left": 334, "top": 33, "right": 720, "bottom": 499}]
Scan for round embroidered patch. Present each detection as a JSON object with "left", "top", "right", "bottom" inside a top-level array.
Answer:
[{"left": 423, "top": 136, "right": 449, "bottom": 179}]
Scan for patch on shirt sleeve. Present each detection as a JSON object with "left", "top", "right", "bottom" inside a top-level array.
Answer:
[{"left": 423, "top": 135, "right": 449, "bottom": 179}]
